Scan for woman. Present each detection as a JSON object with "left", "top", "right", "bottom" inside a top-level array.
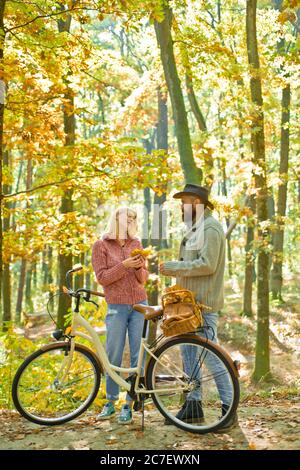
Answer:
[{"left": 91, "top": 206, "right": 149, "bottom": 425}]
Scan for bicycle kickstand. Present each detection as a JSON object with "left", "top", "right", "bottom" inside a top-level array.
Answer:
[{"left": 141, "top": 399, "right": 145, "bottom": 432}]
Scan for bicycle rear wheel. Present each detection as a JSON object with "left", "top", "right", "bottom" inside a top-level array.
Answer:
[
  {"left": 145, "top": 334, "right": 239, "bottom": 434},
  {"left": 12, "top": 342, "right": 101, "bottom": 426}
]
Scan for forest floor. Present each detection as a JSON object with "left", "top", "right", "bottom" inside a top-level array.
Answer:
[
  {"left": 0, "top": 397, "right": 299, "bottom": 451},
  {"left": 0, "top": 275, "right": 299, "bottom": 451}
]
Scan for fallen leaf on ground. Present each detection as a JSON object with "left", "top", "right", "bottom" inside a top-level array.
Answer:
[{"left": 14, "top": 434, "right": 26, "bottom": 440}]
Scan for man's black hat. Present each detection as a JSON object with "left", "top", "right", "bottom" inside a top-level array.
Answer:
[{"left": 173, "top": 183, "right": 214, "bottom": 210}]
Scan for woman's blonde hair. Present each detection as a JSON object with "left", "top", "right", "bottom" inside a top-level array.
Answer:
[{"left": 105, "top": 206, "right": 138, "bottom": 239}]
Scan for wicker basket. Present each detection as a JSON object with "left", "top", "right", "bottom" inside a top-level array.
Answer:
[{"left": 160, "top": 288, "right": 203, "bottom": 337}]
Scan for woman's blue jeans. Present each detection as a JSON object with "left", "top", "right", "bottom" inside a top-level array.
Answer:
[
  {"left": 104, "top": 300, "right": 148, "bottom": 402},
  {"left": 180, "top": 312, "right": 233, "bottom": 406}
]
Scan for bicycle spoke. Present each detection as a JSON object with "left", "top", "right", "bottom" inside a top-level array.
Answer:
[
  {"left": 62, "top": 372, "right": 96, "bottom": 387},
  {"left": 151, "top": 355, "right": 191, "bottom": 385}
]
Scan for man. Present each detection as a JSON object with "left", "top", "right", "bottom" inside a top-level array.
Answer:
[{"left": 159, "top": 183, "right": 238, "bottom": 431}]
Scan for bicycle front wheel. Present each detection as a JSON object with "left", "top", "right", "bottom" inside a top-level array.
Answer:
[
  {"left": 12, "top": 342, "right": 101, "bottom": 426},
  {"left": 145, "top": 334, "right": 240, "bottom": 434}
]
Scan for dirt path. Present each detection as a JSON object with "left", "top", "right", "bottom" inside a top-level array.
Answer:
[
  {"left": 3, "top": 281, "right": 299, "bottom": 451},
  {"left": 0, "top": 398, "right": 299, "bottom": 451}
]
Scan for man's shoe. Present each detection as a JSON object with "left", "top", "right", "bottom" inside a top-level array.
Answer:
[
  {"left": 96, "top": 402, "right": 115, "bottom": 420},
  {"left": 164, "top": 400, "right": 204, "bottom": 425},
  {"left": 179, "top": 400, "right": 205, "bottom": 424},
  {"left": 164, "top": 401, "right": 187, "bottom": 425},
  {"left": 117, "top": 404, "right": 133, "bottom": 425},
  {"left": 214, "top": 403, "right": 238, "bottom": 432}
]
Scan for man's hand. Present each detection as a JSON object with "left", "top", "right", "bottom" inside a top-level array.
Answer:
[{"left": 159, "top": 262, "right": 168, "bottom": 275}]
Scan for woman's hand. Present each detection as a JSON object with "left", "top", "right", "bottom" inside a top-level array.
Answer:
[
  {"left": 134, "top": 255, "right": 146, "bottom": 269},
  {"left": 122, "top": 255, "right": 144, "bottom": 269},
  {"left": 159, "top": 262, "right": 167, "bottom": 275}
]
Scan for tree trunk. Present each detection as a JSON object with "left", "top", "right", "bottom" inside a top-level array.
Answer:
[
  {"left": 57, "top": 191, "right": 73, "bottom": 328},
  {"left": 2, "top": 150, "right": 11, "bottom": 329},
  {"left": 47, "top": 245, "right": 54, "bottom": 311},
  {"left": 142, "top": 186, "right": 151, "bottom": 248},
  {"left": 15, "top": 156, "right": 32, "bottom": 323},
  {"left": 25, "top": 263, "right": 34, "bottom": 312},
  {"left": 185, "top": 74, "right": 207, "bottom": 133},
  {"left": 270, "top": 84, "right": 290, "bottom": 300},
  {"left": 217, "top": 101, "right": 232, "bottom": 276},
  {"left": 2, "top": 261, "right": 11, "bottom": 326},
  {"left": 42, "top": 247, "right": 48, "bottom": 287},
  {"left": 98, "top": 92, "right": 105, "bottom": 125},
  {"left": 0, "top": 0, "right": 7, "bottom": 322},
  {"left": 154, "top": 3, "right": 201, "bottom": 184},
  {"left": 152, "top": 88, "right": 168, "bottom": 251},
  {"left": 220, "top": 158, "right": 233, "bottom": 277},
  {"left": 32, "top": 260, "right": 37, "bottom": 289},
  {"left": 147, "top": 89, "right": 169, "bottom": 354},
  {"left": 246, "top": 0, "right": 270, "bottom": 382},
  {"left": 11, "top": 159, "right": 23, "bottom": 229},
  {"left": 185, "top": 74, "right": 214, "bottom": 188},
  {"left": 16, "top": 259, "right": 26, "bottom": 324},
  {"left": 56, "top": 8, "right": 74, "bottom": 329},
  {"left": 85, "top": 255, "right": 91, "bottom": 290},
  {"left": 171, "top": 14, "right": 213, "bottom": 186},
  {"left": 242, "top": 196, "right": 256, "bottom": 317},
  {"left": 141, "top": 137, "right": 153, "bottom": 248}
]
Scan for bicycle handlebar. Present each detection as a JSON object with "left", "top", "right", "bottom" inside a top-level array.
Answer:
[
  {"left": 72, "top": 263, "right": 83, "bottom": 273},
  {"left": 88, "top": 289, "right": 105, "bottom": 298},
  {"left": 76, "top": 288, "right": 105, "bottom": 298},
  {"left": 65, "top": 266, "right": 105, "bottom": 299}
]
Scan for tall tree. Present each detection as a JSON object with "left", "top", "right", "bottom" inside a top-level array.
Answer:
[
  {"left": 171, "top": 15, "right": 213, "bottom": 187},
  {"left": 270, "top": 83, "right": 290, "bottom": 300},
  {"left": 2, "top": 150, "right": 11, "bottom": 328},
  {"left": 270, "top": 1, "right": 299, "bottom": 299},
  {"left": 246, "top": 0, "right": 271, "bottom": 381},
  {"left": 16, "top": 259, "right": 26, "bottom": 324},
  {"left": 147, "top": 87, "right": 169, "bottom": 357},
  {"left": 153, "top": 88, "right": 168, "bottom": 251},
  {"left": 56, "top": 5, "right": 75, "bottom": 328},
  {"left": 15, "top": 156, "right": 33, "bottom": 323},
  {"left": 154, "top": 2, "right": 201, "bottom": 184},
  {"left": 242, "top": 195, "right": 256, "bottom": 317},
  {"left": 0, "top": 0, "right": 6, "bottom": 322}
]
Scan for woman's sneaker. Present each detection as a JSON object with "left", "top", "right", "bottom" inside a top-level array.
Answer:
[
  {"left": 118, "top": 404, "right": 133, "bottom": 425},
  {"left": 96, "top": 402, "right": 115, "bottom": 420}
]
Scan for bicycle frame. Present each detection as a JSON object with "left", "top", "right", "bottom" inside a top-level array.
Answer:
[
  {"left": 57, "top": 308, "right": 192, "bottom": 398},
  {"left": 12, "top": 265, "right": 239, "bottom": 433}
]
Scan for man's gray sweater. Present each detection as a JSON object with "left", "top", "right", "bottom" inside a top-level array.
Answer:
[{"left": 163, "top": 208, "right": 225, "bottom": 314}]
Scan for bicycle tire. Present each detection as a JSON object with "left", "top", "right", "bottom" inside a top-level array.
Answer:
[
  {"left": 145, "top": 334, "right": 240, "bottom": 434},
  {"left": 12, "top": 342, "right": 101, "bottom": 426}
]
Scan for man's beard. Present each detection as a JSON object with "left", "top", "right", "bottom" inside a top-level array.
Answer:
[{"left": 181, "top": 207, "right": 197, "bottom": 224}]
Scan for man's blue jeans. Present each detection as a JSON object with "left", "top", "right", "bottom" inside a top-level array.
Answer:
[
  {"left": 180, "top": 312, "right": 233, "bottom": 406},
  {"left": 104, "top": 300, "right": 148, "bottom": 402}
]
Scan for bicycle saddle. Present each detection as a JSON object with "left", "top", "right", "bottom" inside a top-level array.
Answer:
[{"left": 133, "top": 304, "right": 163, "bottom": 320}]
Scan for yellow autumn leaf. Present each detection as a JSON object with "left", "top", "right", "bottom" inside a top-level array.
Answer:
[{"left": 131, "top": 247, "right": 153, "bottom": 258}]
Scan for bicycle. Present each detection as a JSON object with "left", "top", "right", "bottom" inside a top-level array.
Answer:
[{"left": 12, "top": 265, "right": 240, "bottom": 434}]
